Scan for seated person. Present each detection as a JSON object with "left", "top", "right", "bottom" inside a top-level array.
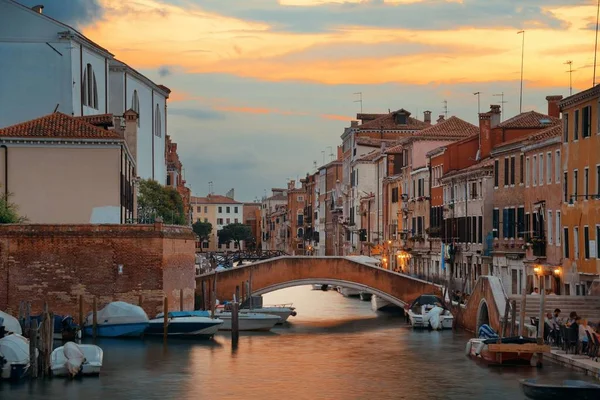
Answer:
[{"left": 531, "top": 287, "right": 539, "bottom": 295}]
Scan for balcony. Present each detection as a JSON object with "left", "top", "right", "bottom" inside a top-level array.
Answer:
[{"left": 532, "top": 238, "right": 547, "bottom": 257}]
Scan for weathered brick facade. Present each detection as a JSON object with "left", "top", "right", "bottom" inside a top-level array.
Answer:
[{"left": 0, "top": 223, "right": 196, "bottom": 319}]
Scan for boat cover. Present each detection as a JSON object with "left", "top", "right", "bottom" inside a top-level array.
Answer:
[
  {"left": 478, "top": 324, "right": 498, "bottom": 339},
  {"left": 482, "top": 336, "right": 537, "bottom": 345},
  {"left": 0, "top": 311, "right": 22, "bottom": 335},
  {"left": 155, "top": 311, "right": 211, "bottom": 319},
  {"left": 428, "top": 306, "right": 444, "bottom": 330},
  {"left": 63, "top": 342, "right": 85, "bottom": 377},
  {"left": 86, "top": 301, "right": 149, "bottom": 326},
  {"left": 0, "top": 334, "right": 29, "bottom": 364}
]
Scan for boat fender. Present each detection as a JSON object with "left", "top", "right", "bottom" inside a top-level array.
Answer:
[
  {"left": 465, "top": 341, "right": 472, "bottom": 356},
  {"left": 291, "top": 311, "right": 297, "bottom": 317}
]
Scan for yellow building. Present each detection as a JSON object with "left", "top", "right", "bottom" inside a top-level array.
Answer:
[
  {"left": 191, "top": 194, "right": 244, "bottom": 251},
  {"left": 560, "top": 85, "right": 600, "bottom": 295}
]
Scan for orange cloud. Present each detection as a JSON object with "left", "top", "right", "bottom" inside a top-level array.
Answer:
[
  {"left": 215, "top": 105, "right": 308, "bottom": 116},
  {"left": 321, "top": 114, "right": 354, "bottom": 121}
]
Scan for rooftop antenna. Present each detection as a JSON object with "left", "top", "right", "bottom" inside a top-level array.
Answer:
[
  {"left": 313, "top": 160, "right": 317, "bottom": 172},
  {"left": 492, "top": 92, "right": 507, "bottom": 121},
  {"left": 594, "top": 0, "right": 600, "bottom": 86},
  {"left": 517, "top": 30, "right": 525, "bottom": 113},
  {"left": 327, "top": 146, "right": 334, "bottom": 161},
  {"left": 354, "top": 92, "right": 363, "bottom": 113},
  {"left": 442, "top": 100, "right": 448, "bottom": 119},
  {"left": 321, "top": 151, "right": 325, "bottom": 165},
  {"left": 473, "top": 92, "right": 481, "bottom": 114},
  {"left": 208, "top": 181, "right": 214, "bottom": 195},
  {"left": 564, "top": 61, "right": 573, "bottom": 96}
]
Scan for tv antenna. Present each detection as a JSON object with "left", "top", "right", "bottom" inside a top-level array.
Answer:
[
  {"left": 492, "top": 92, "right": 507, "bottom": 121},
  {"left": 564, "top": 61, "right": 573, "bottom": 95},
  {"left": 354, "top": 92, "right": 363, "bottom": 113},
  {"left": 327, "top": 146, "right": 334, "bottom": 162},
  {"left": 473, "top": 92, "right": 481, "bottom": 114},
  {"left": 208, "top": 181, "right": 214, "bottom": 195},
  {"left": 442, "top": 100, "right": 448, "bottom": 119}
]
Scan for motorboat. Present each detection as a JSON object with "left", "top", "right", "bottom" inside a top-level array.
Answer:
[
  {"left": 0, "top": 311, "right": 22, "bottom": 335},
  {"left": 0, "top": 334, "right": 33, "bottom": 380},
  {"left": 312, "top": 284, "right": 330, "bottom": 291},
  {"left": 50, "top": 342, "right": 103, "bottom": 378},
  {"left": 337, "top": 287, "right": 361, "bottom": 297},
  {"left": 84, "top": 301, "right": 149, "bottom": 338},
  {"left": 466, "top": 336, "right": 545, "bottom": 365},
  {"left": 405, "top": 294, "right": 453, "bottom": 330},
  {"left": 520, "top": 378, "right": 600, "bottom": 399},
  {"left": 146, "top": 311, "right": 223, "bottom": 338},
  {"left": 240, "top": 304, "right": 297, "bottom": 324},
  {"left": 30, "top": 315, "right": 81, "bottom": 341},
  {"left": 215, "top": 310, "right": 281, "bottom": 331},
  {"left": 359, "top": 292, "right": 372, "bottom": 302}
]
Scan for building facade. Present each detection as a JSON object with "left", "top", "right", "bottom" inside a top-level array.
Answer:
[
  {"left": 190, "top": 194, "right": 244, "bottom": 251},
  {"left": 166, "top": 135, "right": 191, "bottom": 224}
]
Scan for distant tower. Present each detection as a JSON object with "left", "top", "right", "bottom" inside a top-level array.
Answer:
[{"left": 225, "top": 188, "right": 235, "bottom": 199}]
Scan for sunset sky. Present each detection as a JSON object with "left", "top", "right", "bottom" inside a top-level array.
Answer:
[{"left": 25, "top": 0, "right": 600, "bottom": 200}]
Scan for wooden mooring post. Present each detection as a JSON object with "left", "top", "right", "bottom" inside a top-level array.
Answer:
[
  {"left": 78, "top": 295, "right": 84, "bottom": 332},
  {"left": 231, "top": 292, "right": 239, "bottom": 348},
  {"left": 92, "top": 296, "right": 98, "bottom": 339},
  {"left": 29, "top": 319, "right": 38, "bottom": 378},
  {"left": 180, "top": 289, "right": 184, "bottom": 311},
  {"left": 138, "top": 294, "right": 144, "bottom": 307},
  {"left": 210, "top": 277, "right": 217, "bottom": 319},
  {"left": 518, "top": 289, "right": 526, "bottom": 336},
  {"left": 163, "top": 296, "right": 169, "bottom": 343},
  {"left": 201, "top": 281, "right": 207, "bottom": 311},
  {"left": 510, "top": 299, "right": 517, "bottom": 336},
  {"left": 536, "top": 278, "right": 546, "bottom": 367}
]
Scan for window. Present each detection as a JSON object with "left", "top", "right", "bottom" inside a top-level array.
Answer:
[
  {"left": 234, "top": 207, "right": 238, "bottom": 213},
  {"left": 478, "top": 216, "right": 483, "bottom": 244},
  {"left": 391, "top": 187, "right": 399, "bottom": 203},
  {"left": 226, "top": 218, "right": 230, "bottom": 224},
  {"left": 525, "top": 157, "right": 530, "bottom": 186},
  {"left": 217, "top": 218, "right": 223, "bottom": 225},
  {"left": 517, "top": 207, "right": 525, "bottom": 238},
  {"left": 504, "top": 157, "right": 509, "bottom": 186},
  {"left": 204, "top": 218, "right": 208, "bottom": 223},
  {"left": 508, "top": 208, "right": 516, "bottom": 238},
  {"left": 494, "top": 160, "right": 499, "bottom": 187},
  {"left": 574, "top": 226, "right": 579, "bottom": 259},
  {"left": 226, "top": 207, "right": 230, "bottom": 213},
  {"left": 574, "top": 109, "right": 580, "bottom": 140},
  {"left": 574, "top": 170, "right": 579, "bottom": 198},
  {"left": 502, "top": 208, "right": 510, "bottom": 238},
  {"left": 470, "top": 182, "right": 478, "bottom": 199},
  {"left": 564, "top": 172, "right": 568, "bottom": 202},
  {"left": 520, "top": 154, "right": 524, "bottom": 184},
  {"left": 297, "top": 196, "right": 304, "bottom": 202},
  {"left": 234, "top": 218, "right": 238, "bottom": 223},
  {"left": 155, "top": 105, "right": 162, "bottom": 137},
  {"left": 82, "top": 63, "right": 98, "bottom": 109},
  {"left": 547, "top": 210, "right": 553, "bottom": 245},
  {"left": 493, "top": 209, "right": 499, "bottom": 238},
  {"left": 197, "top": 206, "right": 201, "bottom": 213},
  {"left": 202, "top": 242, "right": 209, "bottom": 249},
  {"left": 563, "top": 113, "right": 569, "bottom": 142},
  {"left": 582, "top": 106, "right": 591, "bottom": 138},
  {"left": 131, "top": 90, "right": 140, "bottom": 127},
  {"left": 584, "top": 226, "right": 590, "bottom": 259},
  {"left": 525, "top": 213, "right": 531, "bottom": 239},
  {"left": 585, "top": 167, "right": 589, "bottom": 199},
  {"left": 533, "top": 155, "right": 537, "bottom": 186},
  {"left": 555, "top": 150, "right": 560, "bottom": 183},
  {"left": 564, "top": 227, "right": 569, "bottom": 258},
  {"left": 510, "top": 156, "right": 516, "bottom": 185},
  {"left": 597, "top": 165, "right": 600, "bottom": 196},
  {"left": 538, "top": 153, "right": 544, "bottom": 186},
  {"left": 297, "top": 228, "right": 304, "bottom": 238},
  {"left": 297, "top": 214, "right": 304, "bottom": 225},
  {"left": 546, "top": 153, "right": 552, "bottom": 184},
  {"left": 218, "top": 206, "right": 223, "bottom": 213},
  {"left": 556, "top": 211, "right": 561, "bottom": 246},
  {"left": 597, "top": 226, "right": 600, "bottom": 260},
  {"left": 204, "top": 206, "right": 208, "bottom": 213}
]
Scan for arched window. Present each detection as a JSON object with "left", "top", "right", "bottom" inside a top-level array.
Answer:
[
  {"left": 82, "top": 63, "right": 98, "bottom": 109},
  {"left": 131, "top": 90, "right": 140, "bottom": 127},
  {"left": 297, "top": 228, "right": 304, "bottom": 238},
  {"left": 155, "top": 104, "right": 162, "bottom": 137}
]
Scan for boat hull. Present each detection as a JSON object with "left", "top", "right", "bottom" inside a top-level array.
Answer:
[
  {"left": 408, "top": 311, "right": 453, "bottom": 330},
  {"left": 520, "top": 379, "right": 600, "bottom": 400},
  {"left": 83, "top": 322, "right": 149, "bottom": 338},
  {"left": 50, "top": 344, "right": 103, "bottom": 377},
  {"left": 146, "top": 318, "right": 222, "bottom": 338},
  {"left": 312, "top": 284, "right": 329, "bottom": 291},
  {"left": 1, "top": 363, "right": 30, "bottom": 380},
  {"left": 467, "top": 339, "right": 534, "bottom": 365},
  {"left": 339, "top": 287, "right": 361, "bottom": 297},
  {"left": 240, "top": 308, "right": 293, "bottom": 324},
  {"left": 217, "top": 314, "right": 281, "bottom": 331}
]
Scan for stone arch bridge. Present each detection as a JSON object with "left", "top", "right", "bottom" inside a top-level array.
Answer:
[{"left": 195, "top": 256, "right": 442, "bottom": 307}]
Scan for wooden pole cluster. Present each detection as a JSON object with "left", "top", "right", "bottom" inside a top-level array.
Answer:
[
  {"left": 163, "top": 296, "right": 169, "bottom": 343},
  {"left": 518, "top": 288, "right": 527, "bottom": 336},
  {"left": 29, "top": 319, "right": 38, "bottom": 378},
  {"left": 510, "top": 299, "right": 517, "bottom": 336}
]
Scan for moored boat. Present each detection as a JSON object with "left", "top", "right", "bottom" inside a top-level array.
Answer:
[
  {"left": 406, "top": 294, "right": 453, "bottom": 330},
  {"left": 359, "top": 292, "right": 372, "bottom": 302},
  {"left": 520, "top": 378, "right": 600, "bottom": 399},
  {"left": 50, "top": 342, "right": 103, "bottom": 378},
  {"left": 146, "top": 311, "right": 223, "bottom": 338},
  {"left": 0, "top": 311, "right": 22, "bottom": 335},
  {"left": 338, "top": 287, "right": 361, "bottom": 297},
  {"left": 312, "top": 284, "right": 329, "bottom": 291},
  {"left": 0, "top": 334, "right": 33, "bottom": 380},
  {"left": 466, "top": 336, "right": 547, "bottom": 365},
  {"left": 30, "top": 315, "right": 81, "bottom": 341},
  {"left": 239, "top": 304, "right": 297, "bottom": 324},
  {"left": 216, "top": 311, "right": 281, "bottom": 331},
  {"left": 84, "top": 301, "right": 149, "bottom": 338}
]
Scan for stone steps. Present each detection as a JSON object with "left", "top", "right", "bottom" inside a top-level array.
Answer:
[{"left": 508, "top": 295, "right": 600, "bottom": 322}]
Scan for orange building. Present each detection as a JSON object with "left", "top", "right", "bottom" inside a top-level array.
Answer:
[
  {"left": 286, "top": 180, "right": 307, "bottom": 254},
  {"left": 166, "top": 135, "right": 192, "bottom": 224},
  {"left": 560, "top": 85, "right": 600, "bottom": 295},
  {"left": 243, "top": 202, "right": 261, "bottom": 250}
]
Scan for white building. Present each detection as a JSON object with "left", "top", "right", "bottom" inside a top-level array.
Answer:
[{"left": 0, "top": 0, "right": 168, "bottom": 182}]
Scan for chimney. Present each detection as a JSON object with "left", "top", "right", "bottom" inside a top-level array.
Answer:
[
  {"left": 437, "top": 115, "right": 445, "bottom": 123},
  {"left": 32, "top": 5, "right": 44, "bottom": 14},
  {"left": 350, "top": 121, "right": 358, "bottom": 128},
  {"left": 546, "top": 95, "right": 563, "bottom": 118},
  {"left": 288, "top": 180, "right": 296, "bottom": 191},
  {"left": 479, "top": 111, "right": 492, "bottom": 159},
  {"left": 123, "top": 109, "right": 138, "bottom": 163},
  {"left": 423, "top": 111, "right": 432, "bottom": 125},
  {"left": 337, "top": 145, "right": 343, "bottom": 160},
  {"left": 490, "top": 104, "right": 501, "bottom": 128}
]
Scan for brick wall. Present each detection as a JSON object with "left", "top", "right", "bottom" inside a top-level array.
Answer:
[{"left": 0, "top": 222, "right": 196, "bottom": 320}]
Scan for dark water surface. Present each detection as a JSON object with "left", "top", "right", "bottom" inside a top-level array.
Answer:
[{"left": 2, "top": 285, "right": 595, "bottom": 399}]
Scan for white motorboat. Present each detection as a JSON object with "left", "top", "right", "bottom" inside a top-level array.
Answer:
[
  {"left": 338, "top": 287, "right": 361, "bottom": 297},
  {"left": 51, "top": 342, "right": 103, "bottom": 377},
  {"left": 216, "top": 311, "right": 281, "bottom": 331},
  {"left": 240, "top": 304, "right": 297, "bottom": 324},
  {"left": 83, "top": 301, "right": 149, "bottom": 338},
  {"left": 147, "top": 311, "right": 223, "bottom": 338},
  {"left": 405, "top": 294, "right": 453, "bottom": 330},
  {"left": 0, "top": 311, "right": 22, "bottom": 335},
  {"left": 0, "top": 334, "right": 33, "bottom": 380},
  {"left": 311, "top": 284, "right": 330, "bottom": 291}
]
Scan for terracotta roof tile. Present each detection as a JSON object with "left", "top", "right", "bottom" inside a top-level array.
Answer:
[
  {"left": 494, "top": 124, "right": 562, "bottom": 149},
  {"left": 0, "top": 112, "right": 121, "bottom": 139},
  {"left": 76, "top": 114, "right": 114, "bottom": 127},
  {"left": 191, "top": 195, "right": 241, "bottom": 205},
  {"left": 416, "top": 116, "right": 478, "bottom": 138},
  {"left": 443, "top": 157, "right": 494, "bottom": 179},
  {"left": 358, "top": 109, "right": 429, "bottom": 131},
  {"left": 356, "top": 150, "right": 380, "bottom": 162},
  {"left": 355, "top": 137, "right": 397, "bottom": 147},
  {"left": 498, "top": 111, "right": 560, "bottom": 129}
]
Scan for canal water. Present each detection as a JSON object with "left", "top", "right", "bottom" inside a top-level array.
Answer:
[{"left": 2, "top": 285, "right": 595, "bottom": 399}]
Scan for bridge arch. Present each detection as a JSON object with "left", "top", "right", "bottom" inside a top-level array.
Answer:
[{"left": 196, "top": 256, "right": 442, "bottom": 308}]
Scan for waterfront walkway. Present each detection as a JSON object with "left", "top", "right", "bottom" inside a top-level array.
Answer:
[{"left": 547, "top": 349, "right": 600, "bottom": 380}]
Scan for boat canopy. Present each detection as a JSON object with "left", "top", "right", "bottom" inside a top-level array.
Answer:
[
  {"left": 155, "top": 311, "right": 211, "bottom": 319},
  {"left": 409, "top": 295, "right": 445, "bottom": 309},
  {"left": 86, "top": 301, "right": 149, "bottom": 326},
  {"left": 0, "top": 311, "right": 22, "bottom": 335},
  {"left": 0, "top": 334, "right": 29, "bottom": 364}
]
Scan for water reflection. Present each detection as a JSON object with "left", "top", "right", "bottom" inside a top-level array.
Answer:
[{"left": 2, "top": 285, "right": 596, "bottom": 400}]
